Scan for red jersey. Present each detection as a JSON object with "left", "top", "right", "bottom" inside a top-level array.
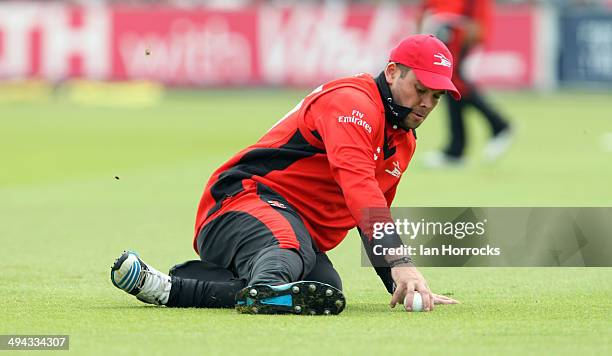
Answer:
[{"left": 194, "top": 73, "right": 416, "bottom": 252}]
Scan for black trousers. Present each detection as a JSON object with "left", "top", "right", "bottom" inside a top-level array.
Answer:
[
  {"left": 165, "top": 183, "right": 342, "bottom": 308},
  {"left": 444, "top": 89, "right": 509, "bottom": 158},
  {"left": 166, "top": 252, "right": 342, "bottom": 308}
]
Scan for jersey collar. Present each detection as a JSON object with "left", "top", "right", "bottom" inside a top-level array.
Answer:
[{"left": 374, "top": 72, "right": 416, "bottom": 139}]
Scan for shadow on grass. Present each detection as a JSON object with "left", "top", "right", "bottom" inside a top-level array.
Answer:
[
  {"left": 97, "top": 302, "right": 445, "bottom": 317},
  {"left": 95, "top": 305, "right": 231, "bottom": 312},
  {"left": 341, "top": 302, "right": 391, "bottom": 314}
]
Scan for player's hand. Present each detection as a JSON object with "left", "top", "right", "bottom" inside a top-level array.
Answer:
[
  {"left": 389, "top": 266, "right": 459, "bottom": 311},
  {"left": 389, "top": 265, "right": 435, "bottom": 311}
]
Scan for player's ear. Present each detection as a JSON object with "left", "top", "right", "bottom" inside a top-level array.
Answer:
[{"left": 384, "top": 62, "right": 397, "bottom": 84}]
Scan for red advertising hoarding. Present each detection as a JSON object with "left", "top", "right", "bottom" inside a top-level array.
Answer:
[{"left": 0, "top": 2, "right": 538, "bottom": 88}]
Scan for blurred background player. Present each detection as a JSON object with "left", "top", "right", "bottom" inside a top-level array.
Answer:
[{"left": 418, "top": 0, "right": 514, "bottom": 167}]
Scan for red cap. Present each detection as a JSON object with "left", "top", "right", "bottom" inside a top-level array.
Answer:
[{"left": 389, "top": 34, "right": 461, "bottom": 100}]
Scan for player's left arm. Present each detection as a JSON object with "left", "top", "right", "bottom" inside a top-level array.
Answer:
[{"left": 359, "top": 182, "right": 401, "bottom": 294}]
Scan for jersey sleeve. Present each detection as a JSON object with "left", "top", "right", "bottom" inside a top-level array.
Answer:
[
  {"left": 309, "top": 87, "right": 392, "bottom": 234},
  {"left": 384, "top": 181, "right": 399, "bottom": 208}
]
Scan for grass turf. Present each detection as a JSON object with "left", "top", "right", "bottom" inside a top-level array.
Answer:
[{"left": 1, "top": 88, "right": 611, "bottom": 355}]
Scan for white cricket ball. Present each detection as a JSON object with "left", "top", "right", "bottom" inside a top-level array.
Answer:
[{"left": 404, "top": 292, "right": 424, "bottom": 312}]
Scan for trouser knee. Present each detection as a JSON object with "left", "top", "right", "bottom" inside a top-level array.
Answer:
[{"left": 248, "top": 244, "right": 316, "bottom": 286}]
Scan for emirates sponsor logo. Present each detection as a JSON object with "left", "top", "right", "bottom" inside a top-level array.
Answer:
[{"left": 338, "top": 109, "right": 372, "bottom": 134}]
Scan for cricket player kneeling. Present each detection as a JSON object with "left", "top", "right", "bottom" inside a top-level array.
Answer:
[{"left": 110, "top": 35, "right": 461, "bottom": 314}]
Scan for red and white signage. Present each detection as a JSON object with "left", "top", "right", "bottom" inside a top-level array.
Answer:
[
  {"left": 0, "top": 4, "right": 110, "bottom": 80},
  {"left": 0, "top": 2, "right": 539, "bottom": 88},
  {"left": 466, "top": 5, "right": 536, "bottom": 88}
]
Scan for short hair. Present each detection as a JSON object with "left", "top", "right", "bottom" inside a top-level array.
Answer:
[{"left": 396, "top": 63, "right": 411, "bottom": 78}]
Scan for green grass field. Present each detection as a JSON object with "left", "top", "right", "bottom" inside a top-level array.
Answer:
[{"left": 1, "top": 88, "right": 611, "bottom": 355}]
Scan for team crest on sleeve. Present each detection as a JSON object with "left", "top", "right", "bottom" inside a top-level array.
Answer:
[
  {"left": 267, "top": 200, "right": 287, "bottom": 209},
  {"left": 385, "top": 161, "right": 402, "bottom": 178},
  {"left": 338, "top": 109, "right": 372, "bottom": 134}
]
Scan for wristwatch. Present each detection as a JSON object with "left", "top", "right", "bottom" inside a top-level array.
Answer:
[{"left": 387, "top": 256, "right": 414, "bottom": 268}]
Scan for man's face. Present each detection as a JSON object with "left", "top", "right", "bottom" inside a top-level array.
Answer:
[{"left": 385, "top": 63, "right": 446, "bottom": 129}]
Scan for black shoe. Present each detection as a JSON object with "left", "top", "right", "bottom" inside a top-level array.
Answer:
[{"left": 235, "top": 281, "right": 345, "bottom": 315}]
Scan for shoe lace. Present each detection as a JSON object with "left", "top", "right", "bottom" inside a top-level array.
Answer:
[{"left": 138, "top": 269, "right": 170, "bottom": 304}]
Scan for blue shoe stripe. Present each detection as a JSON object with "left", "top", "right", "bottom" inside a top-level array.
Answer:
[
  {"left": 117, "top": 264, "right": 134, "bottom": 288},
  {"left": 260, "top": 295, "right": 292, "bottom": 306},
  {"left": 269, "top": 283, "right": 292, "bottom": 291},
  {"left": 124, "top": 260, "right": 141, "bottom": 292},
  {"left": 117, "top": 263, "right": 136, "bottom": 289},
  {"left": 115, "top": 253, "right": 137, "bottom": 287}
]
